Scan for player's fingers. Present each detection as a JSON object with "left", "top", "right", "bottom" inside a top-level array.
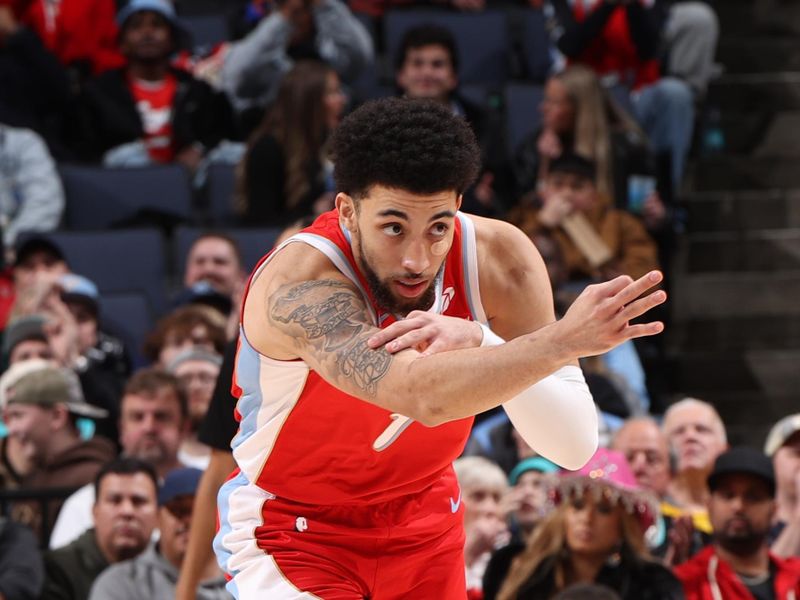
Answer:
[
  {"left": 367, "top": 319, "right": 423, "bottom": 348},
  {"left": 613, "top": 271, "right": 663, "bottom": 307},
  {"left": 418, "top": 338, "right": 450, "bottom": 357},
  {"left": 385, "top": 329, "right": 431, "bottom": 354},
  {"left": 594, "top": 274, "right": 634, "bottom": 299},
  {"left": 623, "top": 321, "right": 664, "bottom": 341},
  {"left": 616, "top": 289, "right": 667, "bottom": 324}
]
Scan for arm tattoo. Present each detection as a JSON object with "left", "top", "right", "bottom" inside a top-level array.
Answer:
[{"left": 270, "top": 280, "right": 392, "bottom": 396}]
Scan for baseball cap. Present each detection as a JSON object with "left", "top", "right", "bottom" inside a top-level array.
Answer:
[
  {"left": 764, "top": 414, "right": 800, "bottom": 457},
  {"left": 117, "top": 0, "right": 179, "bottom": 27},
  {"left": 59, "top": 273, "right": 100, "bottom": 316},
  {"left": 0, "top": 360, "right": 108, "bottom": 419},
  {"left": 509, "top": 456, "right": 560, "bottom": 485},
  {"left": 2, "top": 315, "right": 47, "bottom": 355},
  {"left": 707, "top": 447, "right": 775, "bottom": 496},
  {"left": 14, "top": 236, "right": 66, "bottom": 268},
  {"left": 158, "top": 467, "right": 203, "bottom": 506}
]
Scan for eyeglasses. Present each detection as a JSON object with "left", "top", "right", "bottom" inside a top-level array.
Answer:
[{"left": 163, "top": 496, "right": 194, "bottom": 520}]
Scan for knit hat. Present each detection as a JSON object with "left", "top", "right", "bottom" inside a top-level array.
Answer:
[{"left": 509, "top": 456, "right": 560, "bottom": 486}]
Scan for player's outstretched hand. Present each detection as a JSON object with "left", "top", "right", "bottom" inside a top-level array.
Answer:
[
  {"left": 367, "top": 311, "right": 483, "bottom": 356},
  {"left": 554, "top": 270, "right": 666, "bottom": 358}
]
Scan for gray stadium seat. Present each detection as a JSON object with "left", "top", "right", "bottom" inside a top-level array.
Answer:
[
  {"left": 30, "top": 229, "right": 168, "bottom": 317},
  {"left": 504, "top": 83, "right": 544, "bottom": 156},
  {"left": 60, "top": 164, "right": 194, "bottom": 229},
  {"left": 520, "top": 9, "right": 552, "bottom": 82},
  {"left": 206, "top": 162, "right": 237, "bottom": 224},
  {"left": 180, "top": 14, "right": 230, "bottom": 51},
  {"left": 101, "top": 292, "right": 153, "bottom": 368},
  {"left": 385, "top": 10, "right": 510, "bottom": 85}
]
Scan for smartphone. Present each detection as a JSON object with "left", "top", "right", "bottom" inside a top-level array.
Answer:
[{"left": 627, "top": 175, "right": 656, "bottom": 214}]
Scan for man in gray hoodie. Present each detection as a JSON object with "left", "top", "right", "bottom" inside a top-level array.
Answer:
[{"left": 88, "top": 467, "right": 230, "bottom": 600}]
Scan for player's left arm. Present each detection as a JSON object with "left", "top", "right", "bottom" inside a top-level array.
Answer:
[{"left": 473, "top": 216, "right": 597, "bottom": 467}]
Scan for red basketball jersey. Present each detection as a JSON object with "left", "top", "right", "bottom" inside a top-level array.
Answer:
[{"left": 230, "top": 210, "right": 487, "bottom": 505}]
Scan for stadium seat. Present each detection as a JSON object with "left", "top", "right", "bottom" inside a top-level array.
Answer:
[
  {"left": 60, "top": 164, "right": 194, "bottom": 230},
  {"left": 101, "top": 292, "right": 153, "bottom": 368},
  {"left": 180, "top": 14, "right": 230, "bottom": 51},
  {"left": 384, "top": 10, "right": 510, "bottom": 85},
  {"left": 504, "top": 83, "right": 544, "bottom": 156},
  {"left": 206, "top": 162, "right": 237, "bottom": 224},
  {"left": 520, "top": 9, "right": 552, "bottom": 82},
  {"left": 174, "top": 226, "right": 283, "bottom": 277},
  {"left": 30, "top": 229, "right": 169, "bottom": 317}
]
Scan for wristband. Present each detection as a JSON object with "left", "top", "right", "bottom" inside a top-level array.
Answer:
[{"left": 478, "top": 322, "right": 505, "bottom": 347}]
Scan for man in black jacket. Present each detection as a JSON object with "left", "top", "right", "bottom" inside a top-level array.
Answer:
[{"left": 77, "top": 0, "right": 234, "bottom": 169}]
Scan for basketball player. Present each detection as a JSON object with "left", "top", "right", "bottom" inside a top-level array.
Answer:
[{"left": 214, "top": 98, "right": 666, "bottom": 599}]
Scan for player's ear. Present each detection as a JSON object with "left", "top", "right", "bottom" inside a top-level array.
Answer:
[
  {"left": 456, "top": 194, "right": 463, "bottom": 211},
  {"left": 337, "top": 193, "right": 358, "bottom": 233}
]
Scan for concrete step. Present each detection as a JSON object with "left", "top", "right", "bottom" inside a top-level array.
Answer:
[
  {"left": 673, "top": 270, "right": 800, "bottom": 319},
  {"left": 671, "top": 316, "right": 800, "bottom": 352},
  {"left": 689, "top": 156, "right": 800, "bottom": 191},
  {"left": 718, "top": 37, "right": 800, "bottom": 74},
  {"left": 684, "top": 189, "right": 800, "bottom": 232},
  {"left": 687, "top": 229, "right": 800, "bottom": 272},
  {"left": 709, "top": 73, "right": 800, "bottom": 112}
]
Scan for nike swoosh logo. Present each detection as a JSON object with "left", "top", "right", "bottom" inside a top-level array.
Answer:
[{"left": 449, "top": 489, "right": 462, "bottom": 513}]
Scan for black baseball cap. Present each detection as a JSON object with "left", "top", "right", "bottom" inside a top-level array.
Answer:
[
  {"left": 707, "top": 447, "right": 775, "bottom": 496},
  {"left": 14, "top": 236, "right": 66, "bottom": 268}
]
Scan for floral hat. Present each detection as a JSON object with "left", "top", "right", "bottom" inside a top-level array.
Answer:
[{"left": 550, "top": 448, "right": 658, "bottom": 532}]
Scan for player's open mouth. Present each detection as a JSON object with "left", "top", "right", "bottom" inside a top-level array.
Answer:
[{"left": 393, "top": 279, "right": 428, "bottom": 298}]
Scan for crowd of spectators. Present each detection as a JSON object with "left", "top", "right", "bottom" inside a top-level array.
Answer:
[{"left": 3, "top": 0, "right": 798, "bottom": 599}]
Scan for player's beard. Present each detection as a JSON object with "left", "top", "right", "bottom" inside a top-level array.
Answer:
[{"left": 355, "top": 232, "right": 439, "bottom": 317}]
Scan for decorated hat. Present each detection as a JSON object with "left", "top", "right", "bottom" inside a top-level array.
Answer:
[{"left": 551, "top": 448, "right": 658, "bottom": 532}]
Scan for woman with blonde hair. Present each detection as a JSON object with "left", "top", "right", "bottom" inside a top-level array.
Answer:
[
  {"left": 494, "top": 449, "right": 683, "bottom": 600},
  {"left": 513, "top": 66, "right": 665, "bottom": 230},
  {"left": 236, "top": 60, "right": 346, "bottom": 226}
]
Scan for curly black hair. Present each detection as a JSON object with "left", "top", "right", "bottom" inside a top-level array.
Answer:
[{"left": 331, "top": 97, "right": 481, "bottom": 199}]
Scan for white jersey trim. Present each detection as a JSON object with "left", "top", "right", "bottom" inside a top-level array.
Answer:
[{"left": 457, "top": 213, "right": 488, "bottom": 324}]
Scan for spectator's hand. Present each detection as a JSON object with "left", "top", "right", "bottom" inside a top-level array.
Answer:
[
  {"left": 664, "top": 515, "right": 693, "bottom": 566},
  {"left": 367, "top": 311, "right": 483, "bottom": 356},
  {"left": 642, "top": 191, "right": 667, "bottom": 230},
  {"left": 450, "top": 0, "right": 485, "bottom": 12},
  {"left": 464, "top": 513, "right": 509, "bottom": 560},
  {"left": 537, "top": 193, "right": 572, "bottom": 228},
  {"left": 0, "top": 7, "right": 19, "bottom": 41},
  {"left": 499, "top": 485, "right": 525, "bottom": 516},
  {"left": 42, "top": 293, "right": 81, "bottom": 367},
  {"left": 552, "top": 271, "right": 666, "bottom": 357},
  {"left": 537, "top": 129, "right": 562, "bottom": 160}
]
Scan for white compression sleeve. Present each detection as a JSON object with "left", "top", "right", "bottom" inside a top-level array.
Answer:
[{"left": 478, "top": 324, "right": 599, "bottom": 470}]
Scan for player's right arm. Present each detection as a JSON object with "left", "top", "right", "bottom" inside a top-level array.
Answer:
[{"left": 244, "top": 243, "right": 664, "bottom": 442}]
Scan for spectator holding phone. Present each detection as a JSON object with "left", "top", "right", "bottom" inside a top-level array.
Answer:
[
  {"left": 513, "top": 152, "right": 659, "bottom": 284},
  {"left": 513, "top": 66, "right": 666, "bottom": 231}
]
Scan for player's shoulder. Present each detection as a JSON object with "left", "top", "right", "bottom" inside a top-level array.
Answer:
[
  {"left": 466, "top": 213, "right": 538, "bottom": 266},
  {"left": 254, "top": 240, "right": 351, "bottom": 296}
]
